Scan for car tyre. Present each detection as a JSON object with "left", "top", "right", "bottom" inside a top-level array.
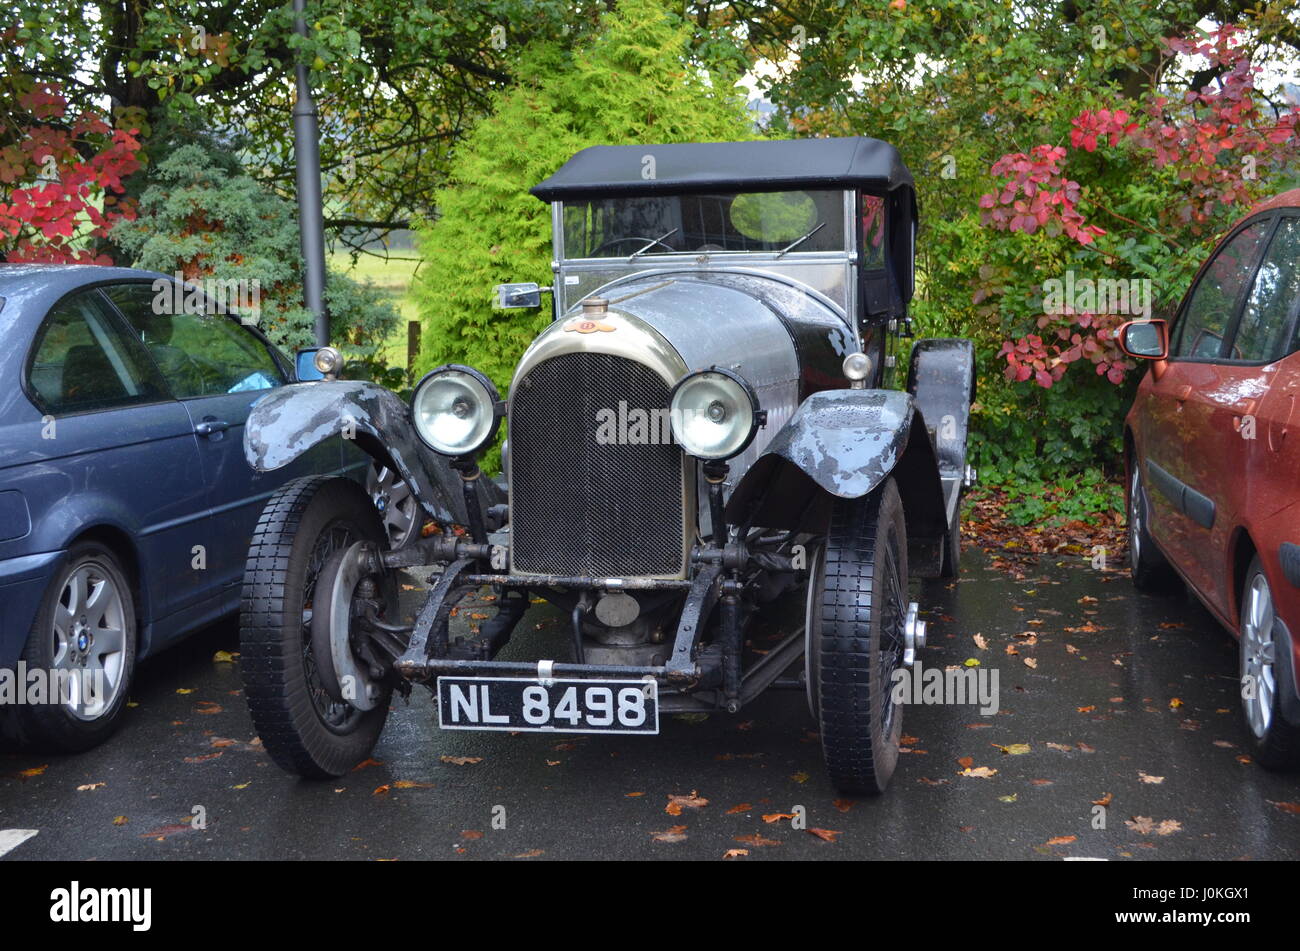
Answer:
[
  {"left": 1128, "top": 463, "right": 1178, "bottom": 591},
  {"left": 6, "top": 541, "right": 136, "bottom": 752},
  {"left": 240, "top": 476, "right": 391, "bottom": 778},
  {"left": 808, "top": 477, "right": 907, "bottom": 795},
  {"left": 1239, "top": 556, "right": 1300, "bottom": 770}
]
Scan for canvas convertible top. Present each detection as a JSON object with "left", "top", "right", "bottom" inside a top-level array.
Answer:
[{"left": 531, "top": 136, "right": 915, "bottom": 201}]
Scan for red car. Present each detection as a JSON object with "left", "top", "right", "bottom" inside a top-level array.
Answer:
[{"left": 1119, "top": 188, "right": 1300, "bottom": 769}]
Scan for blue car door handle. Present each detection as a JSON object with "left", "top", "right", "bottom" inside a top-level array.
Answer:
[{"left": 194, "top": 417, "right": 231, "bottom": 438}]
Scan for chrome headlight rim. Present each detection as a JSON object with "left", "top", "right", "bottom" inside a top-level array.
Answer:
[
  {"left": 410, "top": 363, "right": 502, "bottom": 457},
  {"left": 668, "top": 366, "right": 763, "bottom": 462}
]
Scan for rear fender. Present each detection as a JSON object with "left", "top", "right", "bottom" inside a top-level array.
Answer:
[{"left": 244, "top": 381, "right": 500, "bottom": 525}]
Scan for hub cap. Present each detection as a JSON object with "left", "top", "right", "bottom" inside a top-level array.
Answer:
[
  {"left": 1241, "top": 572, "right": 1276, "bottom": 738},
  {"left": 366, "top": 464, "right": 417, "bottom": 550},
  {"left": 51, "top": 564, "right": 126, "bottom": 720}
]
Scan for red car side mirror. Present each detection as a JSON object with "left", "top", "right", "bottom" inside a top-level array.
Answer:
[{"left": 1117, "top": 319, "right": 1169, "bottom": 361}]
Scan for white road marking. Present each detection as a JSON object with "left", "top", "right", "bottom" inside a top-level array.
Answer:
[{"left": 0, "top": 829, "right": 39, "bottom": 858}]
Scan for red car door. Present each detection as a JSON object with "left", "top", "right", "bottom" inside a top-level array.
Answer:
[
  {"left": 1143, "top": 218, "right": 1273, "bottom": 595},
  {"left": 1178, "top": 214, "right": 1300, "bottom": 618}
]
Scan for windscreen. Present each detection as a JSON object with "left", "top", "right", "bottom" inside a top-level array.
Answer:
[{"left": 562, "top": 190, "right": 847, "bottom": 258}]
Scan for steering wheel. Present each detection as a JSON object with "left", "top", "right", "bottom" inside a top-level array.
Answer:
[{"left": 589, "top": 235, "right": 677, "bottom": 257}]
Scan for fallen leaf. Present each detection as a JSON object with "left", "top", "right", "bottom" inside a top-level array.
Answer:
[
  {"left": 832, "top": 799, "right": 855, "bottom": 813},
  {"left": 182, "top": 752, "right": 223, "bottom": 764},
  {"left": 1138, "top": 771, "right": 1164, "bottom": 784},
  {"left": 652, "top": 825, "right": 689, "bottom": 843},
  {"left": 725, "top": 802, "right": 751, "bottom": 814},
  {"left": 1077, "top": 705, "right": 1096, "bottom": 713},
  {"left": 176, "top": 688, "right": 195, "bottom": 695},
  {"left": 514, "top": 850, "right": 544, "bottom": 858},
  {"left": 19, "top": 765, "right": 47, "bottom": 778},
  {"left": 1045, "top": 835, "right": 1077, "bottom": 846},
  {"left": 791, "top": 771, "right": 810, "bottom": 784},
  {"left": 994, "top": 743, "right": 1031, "bottom": 755},
  {"left": 762, "top": 813, "right": 796, "bottom": 823},
  {"left": 112, "top": 816, "right": 128, "bottom": 826},
  {"left": 76, "top": 782, "right": 105, "bottom": 792},
  {"left": 1077, "top": 742, "right": 1096, "bottom": 753},
  {"left": 960, "top": 766, "right": 997, "bottom": 778},
  {"left": 439, "top": 756, "right": 482, "bottom": 766},
  {"left": 807, "top": 828, "right": 841, "bottom": 843},
  {"left": 352, "top": 758, "right": 383, "bottom": 771},
  {"left": 1023, "top": 657, "right": 1038, "bottom": 669},
  {"left": 1169, "top": 698, "right": 1183, "bottom": 710},
  {"left": 1047, "top": 742, "right": 1073, "bottom": 752},
  {"left": 195, "top": 701, "right": 223, "bottom": 715},
  {"left": 974, "top": 634, "right": 988, "bottom": 650},
  {"left": 392, "top": 780, "right": 435, "bottom": 789},
  {"left": 1267, "top": 801, "right": 1300, "bottom": 814},
  {"left": 1092, "top": 792, "right": 1113, "bottom": 806},
  {"left": 733, "top": 833, "right": 781, "bottom": 847},
  {"left": 461, "top": 830, "right": 484, "bottom": 840},
  {"left": 141, "top": 823, "right": 192, "bottom": 841},
  {"left": 957, "top": 756, "right": 974, "bottom": 769},
  {"left": 625, "top": 792, "right": 645, "bottom": 798},
  {"left": 665, "top": 791, "right": 709, "bottom": 815},
  {"left": 212, "top": 650, "right": 238, "bottom": 663},
  {"left": 723, "top": 849, "right": 749, "bottom": 859},
  {"left": 998, "top": 793, "right": 1018, "bottom": 803}
]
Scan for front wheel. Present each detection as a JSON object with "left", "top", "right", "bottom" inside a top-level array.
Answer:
[
  {"left": 240, "top": 477, "right": 392, "bottom": 778},
  {"left": 807, "top": 478, "right": 908, "bottom": 795},
  {"left": 7, "top": 542, "right": 136, "bottom": 752},
  {"left": 1239, "top": 557, "right": 1300, "bottom": 770}
]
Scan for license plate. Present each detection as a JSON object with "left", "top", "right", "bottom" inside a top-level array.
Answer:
[{"left": 437, "top": 676, "right": 659, "bottom": 734}]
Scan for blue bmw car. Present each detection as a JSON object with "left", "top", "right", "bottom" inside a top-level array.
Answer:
[{"left": 0, "top": 265, "right": 400, "bottom": 752}]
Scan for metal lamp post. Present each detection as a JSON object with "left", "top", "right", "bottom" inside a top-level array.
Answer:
[{"left": 292, "top": 0, "right": 329, "bottom": 347}]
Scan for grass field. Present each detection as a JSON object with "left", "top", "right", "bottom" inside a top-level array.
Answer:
[{"left": 330, "top": 250, "right": 423, "bottom": 368}]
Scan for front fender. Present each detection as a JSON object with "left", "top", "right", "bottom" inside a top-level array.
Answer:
[
  {"left": 758, "top": 389, "right": 919, "bottom": 499},
  {"left": 244, "top": 381, "right": 498, "bottom": 525},
  {"left": 727, "top": 389, "right": 948, "bottom": 548}
]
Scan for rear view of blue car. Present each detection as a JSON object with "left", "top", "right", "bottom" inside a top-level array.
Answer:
[{"left": 0, "top": 264, "right": 367, "bottom": 752}]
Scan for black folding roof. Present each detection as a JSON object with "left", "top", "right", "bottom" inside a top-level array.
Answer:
[{"left": 531, "top": 136, "right": 913, "bottom": 202}]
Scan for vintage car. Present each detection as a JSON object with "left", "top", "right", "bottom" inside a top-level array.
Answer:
[{"left": 238, "top": 137, "right": 976, "bottom": 794}]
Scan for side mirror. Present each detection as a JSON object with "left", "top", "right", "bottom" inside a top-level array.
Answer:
[
  {"left": 1117, "top": 319, "right": 1169, "bottom": 360},
  {"left": 295, "top": 346, "right": 343, "bottom": 381},
  {"left": 493, "top": 282, "right": 545, "bottom": 310}
]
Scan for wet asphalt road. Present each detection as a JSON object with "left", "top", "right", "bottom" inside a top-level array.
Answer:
[{"left": 2, "top": 549, "right": 1299, "bottom": 861}]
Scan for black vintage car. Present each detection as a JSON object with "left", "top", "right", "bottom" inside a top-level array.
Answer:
[{"left": 239, "top": 137, "right": 976, "bottom": 794}]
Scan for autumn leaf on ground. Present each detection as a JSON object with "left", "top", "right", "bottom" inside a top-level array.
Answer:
[
  {"left": 791, "top": 771, "right": 810, "bottom": 783},
  {"left": 957, "top": 755, "right": 974, "bottom": 769},
  {"left": 19, "top": 765, "right": 47, "bottom": 778},
  {"left": 1066, "top": 644, "right": 1079, "bottom": 654},
  {"left": 1268, "top": 801, "right": 1300, "bottom": 814},
  {"left": 960, "top": 766, "right": 997, "bottom": 778},
  {"left": 625, "top": 791, "right": 645, "bottom": 798},
  {"left": 1092, "top": 792, "right": 1113, "bottom": 806},
  {"left": 652, "top": 825, "right": 689, "bottom": 843},
  {"left": 723, "top": 849, "right": 749, "bottom": 859},
  {"left": 1005, "top": 644, "right": 1019, "bottom": 655},
  {"left": 514, "top": 850, "right": 544, "bottom": 858},
  {"left": 1077, "top": 705, "right": 1096, "bottom": 713},
  {"left": 1045, "top": 835, "right": 1077, "bottom": 846},
  {"left": 76, "top": 782, "right": 105, "bottom": 792},
  {"left": 1077, "top": 742, "right": 1096, "bottom": 753},
  {"left": 439, "top": 755, "right": 482, "bottom": 766},
  {"left": 974, "top": 634, "right": 988, "bottom": 650},
  {"left": 1138, "top": 771, "right": 1164, "bottom": 784},
  {"left": 352, "top": 758, "right": 384, "bottom": 771},
  {"left": 392, "top": 780, "right": 435, "bottom": 789},
  {"left": 762, "top": 813, "right": 796, "bottom": 823},
  {"left": 212, "top": 650, "right": 238, "bottom": 663},
  {"left": 808, "top": 828, "right": 841, "bottom": 843},
  {"left": 176, "top": 688, "right": 195, "bottom": 695},
  {"left": 993, "top": 743, "right": 1031, "bottom": 755},
  {"left": 112, "top": 816, "right": 128, "bottom": 826},
  {"left": 734, "top": 833, "right": 781, "bottom": 847},
  {"left": 195, "top": 701, "right": 223, "bottom": 715},
  {"left": 141, "top": 823, "right": 192, "bottom": 841},
  {"left": 1126, "top": 817, "right": 1181, "bottom": 836},
  {"left": 833, "top": 799, "right": 855, "bottom": 813},
  {"left": 725, "top": 802, "right": 751, "bottom": 814},
  {"left": 183, "top": 752, "right": 222, "bottom": 764},
  {"left": 665, "top": 791, "right": 709, "bottom": 815},
  {"left": 1023, "top": 657, "right": 1038, "bottom": 669},
  {"left": 461, "top": 830, "right": 484, "bottom": 840},
  {"left": 373, "top": 784, "right": 392, "bottom": 796}
]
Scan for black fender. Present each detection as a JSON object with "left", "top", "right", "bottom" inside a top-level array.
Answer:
[
  {"left": 906, "top": 337, "right": 976, "bottom": 484},
  {"left": 727, "top": 389, "right": 949, "bottom": 573},
  {"left": 243, "top": 380, "right": 501, "bottom": 526}
]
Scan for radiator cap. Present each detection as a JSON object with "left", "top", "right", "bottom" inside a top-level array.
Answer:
[{"left": 582, "top": 297, "right": 609, "bottom": 316}]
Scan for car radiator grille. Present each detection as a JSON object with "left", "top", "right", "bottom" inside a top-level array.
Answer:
[{"left": 510, "top": 351, "right": 686, "bottom": 577}]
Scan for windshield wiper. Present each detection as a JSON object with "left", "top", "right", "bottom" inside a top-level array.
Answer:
[
  {"left": 628, "top": 227, "right": 680, "bottom": 261},
  {"left": 774, "top": 221, "right": 825, "bottom": 258}
]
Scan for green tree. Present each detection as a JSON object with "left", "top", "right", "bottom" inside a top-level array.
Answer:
[
  {"left": 112, "top": 141, "right": 399, "bottom": 362},
  {"left": 412, "top": 0, "right": 759, "bottom": 398}
]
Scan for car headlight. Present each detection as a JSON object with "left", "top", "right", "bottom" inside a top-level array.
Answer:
[
  {"left": 669, "top": 367, "right": 763, "bottom": 461},
  {"left": 411, "top": 365, "right": 501, "bottom": 456}
]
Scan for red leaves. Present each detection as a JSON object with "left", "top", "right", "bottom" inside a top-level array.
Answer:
[
  {"left": 978, "top": 145, "right": 1104, "bottom": 248},
  {"left": 0, "top": 82, "right": 141, "bottom": 265}
]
